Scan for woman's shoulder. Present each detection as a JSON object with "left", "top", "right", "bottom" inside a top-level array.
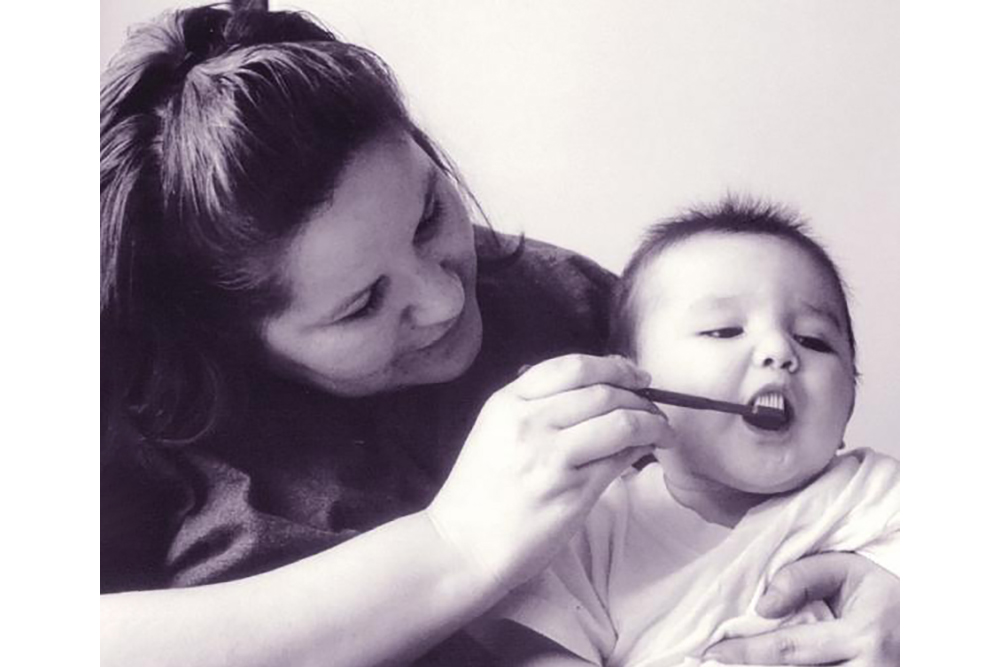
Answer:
[
  {"left": 476, "top": 226, "right": 616, "bottom": 296},
  {"left": 474, "top": 227, "right": 618, "bottom": 357}
]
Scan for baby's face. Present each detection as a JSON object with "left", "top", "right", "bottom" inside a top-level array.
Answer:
[{"left": 634, "top": 232, "right": 855, "bottom": 494}]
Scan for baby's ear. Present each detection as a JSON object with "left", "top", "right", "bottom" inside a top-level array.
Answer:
[{"left": 846, "top": 380, "right": 858, "bottom": 420}]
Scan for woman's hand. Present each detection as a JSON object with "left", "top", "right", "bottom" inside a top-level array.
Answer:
[
  {"left": 703, "top": 552, "right": 900, "bottom": 666},
  {"left": 427, "top": 353, "right": 675, "bottom": 594}
]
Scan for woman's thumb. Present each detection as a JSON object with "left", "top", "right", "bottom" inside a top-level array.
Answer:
[{"left": 757, "top": 552, "right": 852, "bottom": 617}]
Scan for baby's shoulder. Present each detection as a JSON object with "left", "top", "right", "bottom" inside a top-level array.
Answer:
[{"left": 829, "top": 447, "right": 900, "bottom": 485}]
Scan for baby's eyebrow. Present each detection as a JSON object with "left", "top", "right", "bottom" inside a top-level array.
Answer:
[{"left": 685, "top": 296, "right": 743, "bottom": 313}]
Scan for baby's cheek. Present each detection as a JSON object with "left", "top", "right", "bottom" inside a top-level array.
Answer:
[
  {"left": 829, "top": 374, "right": 856, "bottom": 429},
  {"left": 641, "top": 348, "right": 703, "bottom": 391}
]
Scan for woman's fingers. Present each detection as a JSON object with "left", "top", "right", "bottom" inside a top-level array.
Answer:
[
  {"left": 557, "top": 407, "right": 676, "bottom": 468},
  {"left": 576, "top": 444, "right": 656, "bottom": 494},
  {"left": 512, "top": 354, "right": 650, "bottom": 400},
  {"left": 426, "top": 353, "right": 669, "bottom": 592},
  {"left": 705, "top": 553, "right": 900, "bottom": 666},
  {"left": 703, "top": 620, "right": 855, "bottom": 665},
  {"left": 540, "top": 383, "right": 662, "bottom": 429}
]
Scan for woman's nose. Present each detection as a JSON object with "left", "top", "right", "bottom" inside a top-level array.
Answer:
[
  {"left": 403, "top": 260, "right": 465, "bottom": 328},
  {"left": 752, "top": 332, "right": 800, "bottom": 373}
]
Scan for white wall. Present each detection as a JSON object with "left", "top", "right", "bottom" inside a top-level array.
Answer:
[{"left": 102, "top": 1, "right": 899, "bottom": 458}]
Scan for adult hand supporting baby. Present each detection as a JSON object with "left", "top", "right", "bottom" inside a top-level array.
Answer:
[
  {"left": 703, "top": 552, "right": 899, "bottom": 666},
  {"left": 427, "top": 353, "right": 675, "bottom": 596}
]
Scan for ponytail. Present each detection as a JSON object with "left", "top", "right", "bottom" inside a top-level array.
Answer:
[{"left": 101, "top": 7, "right": 249, "bottom": 450}]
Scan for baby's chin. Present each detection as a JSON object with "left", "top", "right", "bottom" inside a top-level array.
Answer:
[{"left": 721, "top": 460, "right": 834, "bottom": 496}]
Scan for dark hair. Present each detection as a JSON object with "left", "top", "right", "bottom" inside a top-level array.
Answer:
[
  {"left": 101, "top": 4, "right": 503, "bottom": 449},
  {"left": 609, "top": 196, "right": 858, "bottom": 378}
]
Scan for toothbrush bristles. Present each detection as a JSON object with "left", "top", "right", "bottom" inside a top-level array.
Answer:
[{"left": 752, "top": 393, "right": 785, "bottom": 419}]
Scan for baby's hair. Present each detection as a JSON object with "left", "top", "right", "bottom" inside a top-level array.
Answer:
[{"left": 609, "top": 195, "right": 857, "bottom": 378}]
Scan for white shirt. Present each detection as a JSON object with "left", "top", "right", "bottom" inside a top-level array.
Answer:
[{"left": 488, "top": 448, "right": 899, "bottom": 666}]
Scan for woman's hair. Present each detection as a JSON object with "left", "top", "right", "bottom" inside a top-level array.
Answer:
[
  {"left": 609, "top": 196, "right": 859, "bottom": 379},
  {"left": 101, "top": 4, "right": 496, "bottom": 449}
]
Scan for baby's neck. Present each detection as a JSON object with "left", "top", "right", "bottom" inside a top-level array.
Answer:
[{"left": 659, "top": 468, "right": 771, "bottom": 528}]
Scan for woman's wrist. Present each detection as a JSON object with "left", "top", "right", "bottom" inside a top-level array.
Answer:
[
  {"left": 261, "top": 510, "right": 509, "bottom": 665},
  {"left": 416, "top": 508, "right": 511, "bottom": 612}
]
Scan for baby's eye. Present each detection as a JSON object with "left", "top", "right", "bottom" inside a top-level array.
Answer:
[
  {"left": 701, "top": 327, "right": 743, "bottom": 339},
  {"left": 794, "top": 335, "right": 834, "bottom": 353}
]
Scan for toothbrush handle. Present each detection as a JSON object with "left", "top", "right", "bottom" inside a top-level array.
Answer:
[{"left": 636, "top": 388, "right": 750, "bottom": 417}]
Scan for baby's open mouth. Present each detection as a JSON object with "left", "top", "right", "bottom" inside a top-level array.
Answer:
[{"left": 743, "top": 390, "right": 793, "bottom": 431}]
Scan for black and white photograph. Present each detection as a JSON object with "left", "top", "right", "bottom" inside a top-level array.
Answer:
[{"left": 97, "top": 1, "right": 908, "bottom": 665}]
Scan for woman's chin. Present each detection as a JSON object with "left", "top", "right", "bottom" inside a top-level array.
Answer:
[{"left": 398, "top": 301, "right": 484, "bottom": 388}]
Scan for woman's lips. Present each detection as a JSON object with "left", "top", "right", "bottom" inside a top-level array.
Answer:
[{"left": 410, "top": 313, "right": 463, "bottom": 353}]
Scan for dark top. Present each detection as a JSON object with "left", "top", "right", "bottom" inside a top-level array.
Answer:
[{"left": 100, "top": 230, "right": 615, "bottom": 663}]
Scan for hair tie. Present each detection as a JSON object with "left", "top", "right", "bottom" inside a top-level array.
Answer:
[
  {"left": 176, "top": 12, "right": 224, "bottom": 82},
  {"left": 175, "top": 50, "right": 202, "bottom": 81}
]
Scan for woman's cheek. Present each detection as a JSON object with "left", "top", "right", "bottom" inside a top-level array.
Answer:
[{"left": 318, "top": 326, "right": 397, "bottom": 378}]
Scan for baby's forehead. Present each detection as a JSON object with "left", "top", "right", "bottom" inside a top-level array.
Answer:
[{"left": 633, "top": 232, "right": 846, "bottom": 315}]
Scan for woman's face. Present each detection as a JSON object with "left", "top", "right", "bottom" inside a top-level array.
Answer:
[{"left": 260, "top": 132, "right": 483, "bottom": 396}]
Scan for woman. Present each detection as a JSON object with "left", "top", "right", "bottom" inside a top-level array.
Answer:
[{"left": 101, "top": 6, "right": 898, "bottom": 666}]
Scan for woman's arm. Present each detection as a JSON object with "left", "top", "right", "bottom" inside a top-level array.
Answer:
[
  {"left": 102, "top": 354, "right": 674, "bottom": 667},
  {"left": 102, "top": 512, "right": 498, "bottom": 667},
  {"left": 703, "top": 552, "right": 899, "bottom": 666}
]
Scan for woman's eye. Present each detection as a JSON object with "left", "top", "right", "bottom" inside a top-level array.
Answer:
[
  {"left": 414, "top": 197, "right": 444, "bottom": 244},
  {"left": 702, "top": 327, "right": 743, "bottom": 339},
  {"left": 341, "top": 280, "right": 385, "bottom": 322},
  {"left": 795, "top": 335, "right": 834, "bottom": 353}
]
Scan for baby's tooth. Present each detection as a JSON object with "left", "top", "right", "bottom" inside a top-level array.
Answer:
[{"left": 754, "top": 392, "right": 785, "bottom": 411}]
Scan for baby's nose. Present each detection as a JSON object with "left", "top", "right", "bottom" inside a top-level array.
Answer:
[{"left": 752, "top": 334, "right": 800, "bottom": 373}]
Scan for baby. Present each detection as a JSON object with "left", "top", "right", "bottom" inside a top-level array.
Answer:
[{"left": 477, "top": 198, "right": 899, "bottom": 666}]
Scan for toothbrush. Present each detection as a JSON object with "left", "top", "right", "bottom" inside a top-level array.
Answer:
[{"left": 636, "top": 387, "right": 788, "bottom": 429}]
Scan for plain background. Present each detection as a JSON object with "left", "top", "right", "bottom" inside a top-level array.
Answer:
[{"left": 101, "top": 0, "right": 900, "bottom": 459}]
